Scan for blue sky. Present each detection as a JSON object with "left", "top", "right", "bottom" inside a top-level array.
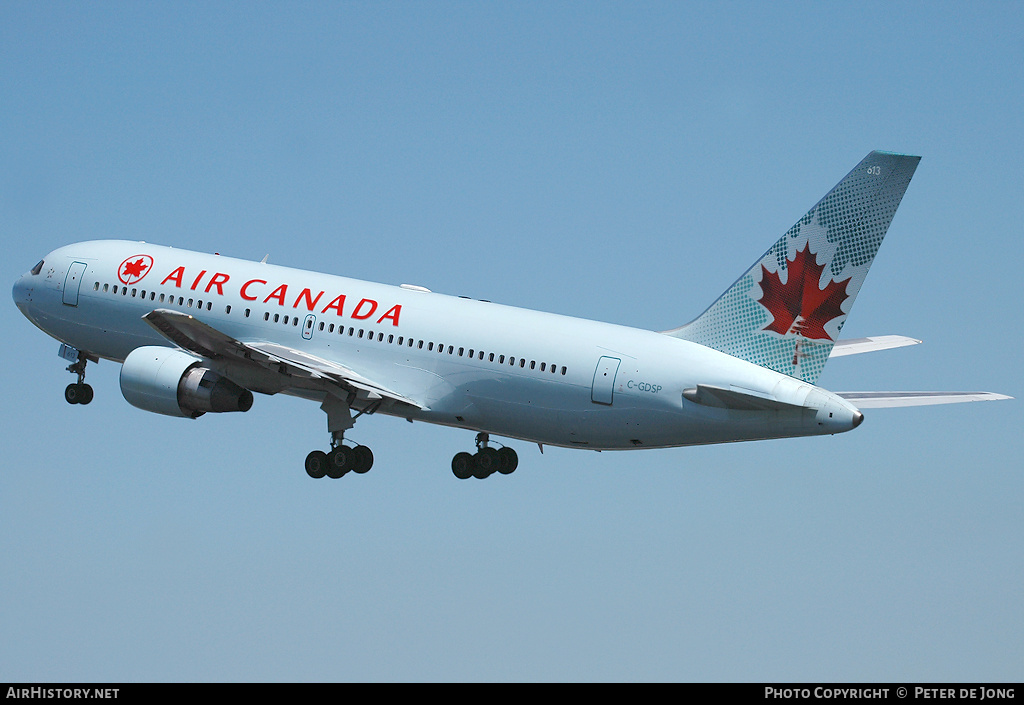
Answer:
[{"left": 2, "top": 2, "right": 1021, "bottom": 681}]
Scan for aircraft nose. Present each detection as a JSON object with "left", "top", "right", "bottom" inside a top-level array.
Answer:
[
  {"left": 852, "top": 410, "right": 864, "bottom": 428},
  {"left": 12, "top": 274, "right": 31, "bottom": 309}
]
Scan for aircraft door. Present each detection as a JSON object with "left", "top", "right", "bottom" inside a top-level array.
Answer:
[
  {"left": 62, "top": 262, "right": 87, "bottom": 306},
  {"left": 302, "top": 314, "right": 316, "bottom": 340},
  {"left": 591, "top": 356, "right": 621, "bottom": 405}
]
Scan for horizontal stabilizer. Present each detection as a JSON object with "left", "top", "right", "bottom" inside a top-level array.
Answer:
[
  {"left": 829, "top": 335, "right": 922, "bottom": 357},
  {"left": 683, "top": 384, "right": 809, "bottom": 412},
  {"left": 838, "top": 391, "right": 1012, "bottom": 408}
]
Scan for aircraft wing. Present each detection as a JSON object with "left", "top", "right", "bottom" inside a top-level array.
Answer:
[
  {"left": 837, "top": 391, "right": 1012, "bottom": 408},
  {"left": 829, "top": 335, "right": 922, "bottom": 357},
  {"left": 142, "top": 308, "right": 426, "bottom": 409}
]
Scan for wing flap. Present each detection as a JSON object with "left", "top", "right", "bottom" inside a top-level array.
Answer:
[
  {"left": 245, "top": 342, "right": 424, "bottom": 408},
  {"left": 838, "top": 391, "right": 1012, "bottom": 408},
  {"left": 142, "top": 309, "right": 426, "bottom": 409}
]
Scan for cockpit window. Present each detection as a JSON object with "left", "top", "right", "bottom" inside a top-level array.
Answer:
[{"left": 30, "top": 260, "right": 44, "bottom": 275}]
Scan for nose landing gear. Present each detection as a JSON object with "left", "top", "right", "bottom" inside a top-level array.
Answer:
[
  {"left": 452, "top": 432, "right": 518, "bottom": 480},
  {"left": 63, "top": 346, "right": 95, "bottom": 405}
]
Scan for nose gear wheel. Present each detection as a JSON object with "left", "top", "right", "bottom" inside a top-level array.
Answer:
[{"left": 63, "top": 348, "right": 95, "bottom": 405}]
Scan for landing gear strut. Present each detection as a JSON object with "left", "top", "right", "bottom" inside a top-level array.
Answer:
[
  {"left": 64, "top": 349, "right": 94, "bottom": 405},
  {"left": 452, "top": 432, "right": 518, "bottom": 480},
  {"left": 305, "top": 393, "right": 375, "bottom": 479}
]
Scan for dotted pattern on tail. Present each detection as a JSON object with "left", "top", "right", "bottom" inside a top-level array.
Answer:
[{"left": 666, "top": 151, "right": 921, "bottom": 384}]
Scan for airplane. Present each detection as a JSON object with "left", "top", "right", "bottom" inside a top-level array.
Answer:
[{"left": 12, "top": 151, "right": 1011, "bottom": 480}]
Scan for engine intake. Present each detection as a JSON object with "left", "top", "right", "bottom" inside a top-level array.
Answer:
[{"left": 120, "top": 346, "right": 253, "bottom": 418}]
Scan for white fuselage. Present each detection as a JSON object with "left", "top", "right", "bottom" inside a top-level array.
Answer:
[{"left": 13, "top": 240, "right": 862, "bottom": 449}]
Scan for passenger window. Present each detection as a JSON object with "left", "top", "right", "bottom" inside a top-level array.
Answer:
[
  {"left": 103, "top": 284, "right": 109, "bottom": 292},
  {"left": 319, "top": 322, "right": 325, "bottom": 331},
  {"left": 245, "top": 308, "right": 250, "bottom": 317},
  {"left": 226, "top": 305, "right": 232, "bottom": 314},
  {"left": 388, "top": 335, "right": 394, "bottom": 344},
  {"left": 561, "top": 366, "right": 567, "bottom": 375}
]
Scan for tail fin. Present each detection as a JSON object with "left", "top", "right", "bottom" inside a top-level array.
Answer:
[{"left": 664, "top": 151, "right": 921, "bottom": 384}]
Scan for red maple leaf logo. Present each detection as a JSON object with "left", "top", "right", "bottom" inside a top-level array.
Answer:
[
  {"left": 118, "top": 255, "right": 153, "bottom": 285},
  {"left": 757, "top": 243, "right": 850, "bottom": 341}
]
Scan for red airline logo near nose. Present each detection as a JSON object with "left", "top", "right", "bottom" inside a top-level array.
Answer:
[{"left": 118, "top": 255, "right": 154, "bottom": 285}]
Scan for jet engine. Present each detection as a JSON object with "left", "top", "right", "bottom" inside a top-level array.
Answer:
[{"left": 120, "top": 346, "right": 253, "bottom": 418}]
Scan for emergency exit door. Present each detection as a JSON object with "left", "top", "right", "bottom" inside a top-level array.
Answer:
[
  {"left": 62, "top": 262, "right": 87, "bottom": 306},
  {"left": 591, "top": 356, "right": 620, "bottom": 405}
]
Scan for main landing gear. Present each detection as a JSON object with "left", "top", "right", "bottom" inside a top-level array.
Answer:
[
  {"left": 305, "top": 443, "right": 374, "bottom": 479},
  {"left": 300, "top": 397, "right": 522, "bottom": 481},
  {"left": 305, "top": 393, "right": 376, "bottom": 479},
  {"left": 452, "top": 432, "right": 518, "bottom": 480},
  {"left": 64, "top": 348, "right": 94, "bottom": 405}
]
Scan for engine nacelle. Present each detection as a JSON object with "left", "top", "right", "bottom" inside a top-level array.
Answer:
[{"left": 120, "top": 346, "right": 253, "bottom": 418}]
